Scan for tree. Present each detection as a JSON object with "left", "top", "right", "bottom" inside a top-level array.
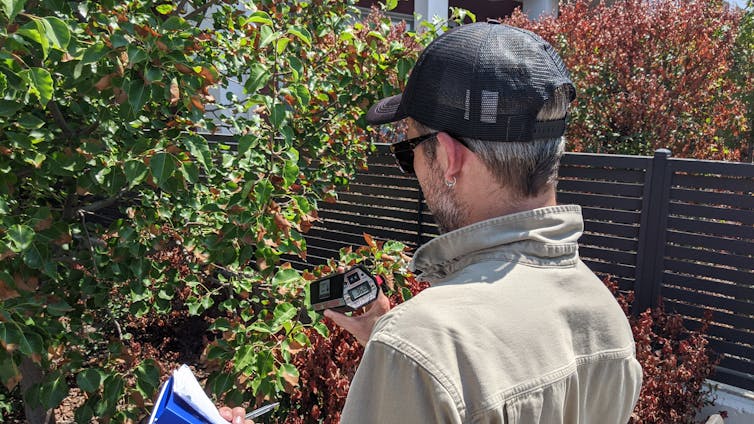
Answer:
[
  {"left": 0, "top": 0, "right": 431, "bottom": 421},
  {"left": 505, "top": 0, "right": 751, "bottom": 160}
]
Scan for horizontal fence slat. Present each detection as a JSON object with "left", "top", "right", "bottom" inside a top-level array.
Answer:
[
  {"left": 579, "top": 246, "right": 636, "bottom": 266},
  {"left": 557, "top": 179, "right": 645, "bottom": 197},
  {"left": 353, "top": 173, "right": 420, "bottom": 188},
  {"left": 580, "top": 234, "right": 638, "bottom": 252},
  {"left": 665, "top": 245, "right": 753, "bottom": 271},
  {"left": 670, "top": 188, "right": 754, "bottom": 210},
  {"left": 664, "top": 260, "right": 754, "bottom": 286},
  {"left": 561, "top": 152, "right": 650, "bottom": 169},
  {"left": 669, "top": 202, "right": 754, "bottom": 225},
  {"left": 672, "top": 173, "right": 754, "bottom": 193},
  {"left": 683, "top": 320, "right": 754, "bottom": 350},
  {"left": 580, "top": 206, "right": 642, "bottom": 225},
  {"left": 665, "top": 230, "right": 754, "bottom": 257},
  {"left": 320, "top": 210, "right": 423, "bottom": 234},
  {"left": 558, "top": 166, "right": 646, "bottom": 183},
  {"left": 713, "top": 367, "right": 754, "bottom": 392},
  {"left": 667, "top": 216, "right": 754, "bottom": 240},
  {"left": 670, "top": 157, "right": 754, "bottom": 178},
  {"left": 581, "top": 259, "right": 636, "bottom": 279},
  {"left": 346, "top": 182, "right": 419, "bottom": 199},
  {"left": 662, "top": 286, "right": 754, "bottom": 316},
  {"left": 663, "top": 271, "right": 754, "bottom": 300},
  {"left": 336, "top": 192, "right": 422, "bottom": 211},
  {"left": 583, "top": 220, "right": 640, "bottom": 239},
  {"left": 558, "top": 192, "right": 643, "bottom": 211},
  {"left": 663, "top": 300, "right": 754, "bottom": 334},
  {"left": 321, "top": 200, "right": 424, "bottom": 223},
  {"left": 711, "top": 340, "right": 754, "bottom": 367}
]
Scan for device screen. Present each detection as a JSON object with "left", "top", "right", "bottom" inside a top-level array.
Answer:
[
  {"left": 348, "top": 282, "right": 370, "bottom": 300},
  {"left": 318, "top": 279, "right": 331, "bottom": 299}
]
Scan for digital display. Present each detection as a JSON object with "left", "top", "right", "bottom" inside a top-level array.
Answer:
[
  {"left": 347, "top": 272, "right": 361, "bottom": 284},
  {"left": 318, "top": 279, "right": 331, "bottom": 298},
  {"left": 348, "top": 283, "right": 370, "bottom": 300}
]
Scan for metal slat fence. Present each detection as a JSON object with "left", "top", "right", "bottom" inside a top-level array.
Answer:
[{"left": 302, "top": 144, "right": 754, "bottom": 391}]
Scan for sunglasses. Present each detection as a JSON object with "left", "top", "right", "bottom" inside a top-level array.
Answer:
[{"left": 389, "top": 132, "right": 438, "bottom": 174}]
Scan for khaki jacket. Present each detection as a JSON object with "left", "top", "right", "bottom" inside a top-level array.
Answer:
[{"left": 341, "top": 205, "right": 642, "bottom": 423}]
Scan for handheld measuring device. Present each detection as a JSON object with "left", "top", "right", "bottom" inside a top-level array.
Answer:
[{"left": 309, "top": 265, "right": 380, "bottom": 313}]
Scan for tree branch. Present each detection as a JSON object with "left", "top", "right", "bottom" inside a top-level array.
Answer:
[
  {"left": 77, "top": 188, "right": 128, "bottom": 215},
  {"left": 47, "top": 100, "right": 74, "bottom": 138},
  {"left": 184, "top": 0, "right": 221, "bottom": 22}
]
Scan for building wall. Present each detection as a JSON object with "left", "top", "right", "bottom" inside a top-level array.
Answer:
[{"left": 356, "top": 0, "right": 527, "bottom": 21}]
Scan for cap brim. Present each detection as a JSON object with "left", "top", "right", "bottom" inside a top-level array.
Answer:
[{"left": 365, "top": 94, "right": 407, "bottom": 125}]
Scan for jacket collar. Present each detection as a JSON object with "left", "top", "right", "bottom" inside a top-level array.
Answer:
[{"left": 409, "top": 205, "right": 584, "bottom": 283}]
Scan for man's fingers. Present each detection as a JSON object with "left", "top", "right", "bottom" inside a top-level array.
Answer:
[{"left": 219, "top": 406, "right": 233, "bottom": 421}]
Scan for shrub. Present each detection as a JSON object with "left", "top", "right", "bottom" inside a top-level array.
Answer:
[
  {"left": 505, "top": 0, "right": 751, "bottom": 160},
  {"left": 0, "top": 0, "right": 436, "bottom": 421},
  {"left": 604, "top": 278, "right": 719, "bottom": 424}
]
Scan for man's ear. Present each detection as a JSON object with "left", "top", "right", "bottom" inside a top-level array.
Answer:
[{"left": 435, "top": 132, "right": 467, "bottom": 180}]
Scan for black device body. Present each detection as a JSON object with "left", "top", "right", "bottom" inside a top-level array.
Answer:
[{"left": 309, "top": 265, "right": 379, "bottom": 313}]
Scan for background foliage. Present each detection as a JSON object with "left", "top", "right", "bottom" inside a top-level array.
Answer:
[
  {"left": 506, "top": 0, "right": 752, "bottom": 160},
  {"left": 0, "top": 0, "right": 434, "bottom": 421}
]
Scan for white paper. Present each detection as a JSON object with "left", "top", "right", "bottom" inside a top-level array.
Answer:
[{"left": 171, "top": 364, "right": 230, "bottom": 424}]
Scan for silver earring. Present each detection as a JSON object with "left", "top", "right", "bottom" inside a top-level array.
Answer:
[{"left": 445, "top": 177, "right": 457, "bottom": 188}]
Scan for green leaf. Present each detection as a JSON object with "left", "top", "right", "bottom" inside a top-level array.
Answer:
[
  {"left": 7, "top": 224, "right": 33, "bottom": 252},
  {"left": 149, "top": 152, "right": 176, "bottom": 187},
  {"left": 128, "top": 80, "right": 148, "bottom": 113},
  {"left": 41, "top": 17, "right": 71, "bottom": 50},
  {"left": 183, "top": 135, "right": 212, "bottom": 171},
  {"left": 134, "top": 360, "right": 160, "bottom": 397},
  {"left": 40, "top": 372, "right": 68, "bottom": 409},
  {"left": 237, "top": 134, "right": 260, "bottom": 159},
  {"left": 385, "top": 0, "right": 398, "bottom": 11},
  {"left": 22, "top": 68, "right": 53, "bottom": 106},
  {"left": 283, "top": 159, "right": 299, "bottom": 187},
  {"left": 0, "top": 100, "right": 23, "bottom": 117},
  {"left": 1, "top": 0, "right": 26, "bottom": 21},
  {"left": 245, "top": 63, "right": 270, "bottom": 95},
  {"left": 271, "top": 303, "right": 297, "bottom": 330},
  {"left": 82, "top": 42, "right": 108, "bottom": 65},
  {"left": 17, "top": 113, "right": 44, "bottom": 129},
  {"left": 276, "top": 37, "right": 290, "bottom": 54},
  {"left": 155, "top": 4, "right": 174, "bottom": 14},
  {"left": 0, "top": 323, "right": 44, "bottom": 356},
  {"left": 76, "top": 369, "right": 102, "bottom": 393},
  {"left": 293, "top": 84, "right": 310, "bottom": 106},
  {"left": 254, "top": 179, "right": 273, "bottom": 207},
  {"left": 127, "top": 45, "right": 148, "bottom": 66},
  {"left": 287, "top": 27, "right": 312, "bottom": 46},
  {"left": 272, "top": 268, "right": 300, "bottom": 286},
  {"left": 258, "top": 25, "right": 278, "bottom": 48},
  {"left": 181, "top": 161, "right": 199, "bottom": 184},
  {"left": 246, "top": 11, "right": 273, "bottom": 26},
  {"left": 270, "top": 103, "right": 286, "bottom": 127},
  {"left": 207, "top": 372, "right": 234, "bottom": 396},
  {"left": 124, "top": 160, "right": 148, "bottom": 187}
]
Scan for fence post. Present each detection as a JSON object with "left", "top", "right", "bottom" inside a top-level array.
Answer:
[{"left": 633, "top": 148, "right": 673, "bottom": 315}]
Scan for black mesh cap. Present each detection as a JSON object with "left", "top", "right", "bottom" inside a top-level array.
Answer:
[{"left": 366, "top": 21, "right": 576, "bottom": 142}]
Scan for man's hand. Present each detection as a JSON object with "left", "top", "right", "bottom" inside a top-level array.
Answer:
[
  {"left": 218, "top": 406, "right": 254, "bottom": 424},
  {"left": 324, "top": 289, "right": 391, "bottom": 345}
]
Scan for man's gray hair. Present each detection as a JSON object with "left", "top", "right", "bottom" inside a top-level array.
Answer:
[{"left": 420, "top": 85, "right": 571, "bottom": 198}]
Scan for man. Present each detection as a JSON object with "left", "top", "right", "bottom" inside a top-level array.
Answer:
[{"left": 324, "top": 21, "right": 643, "bottom": 423}]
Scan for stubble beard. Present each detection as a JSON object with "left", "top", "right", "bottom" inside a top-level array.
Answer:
[{"left": 423, "top": 165, "right": 467, "bottom": 234}]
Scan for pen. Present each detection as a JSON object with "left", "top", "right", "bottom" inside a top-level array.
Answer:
[{"left": 245, "top": 402, "right": 279, "bottom": 419}]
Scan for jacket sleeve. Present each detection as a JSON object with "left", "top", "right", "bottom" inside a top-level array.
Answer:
[{"left": 340, "top": 339, "right": 463, "bottom": 424}]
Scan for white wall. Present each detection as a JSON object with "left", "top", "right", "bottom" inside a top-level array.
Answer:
[
  {"left": 414, "top": 0, "right": 449, "bottom": 30},
  {"left": 522, "top": 0, "right": 559, "bottom": 19},
  {"left": 698, "top": 381, "right": 754, "bottom": 424}
]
